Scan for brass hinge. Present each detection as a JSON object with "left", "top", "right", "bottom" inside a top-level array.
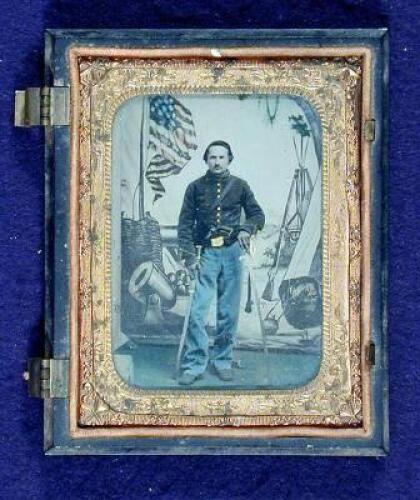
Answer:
[
  {"left": 23, "top": 358, "right": 69, "bottom": 398},
  {"left": 365, "top": 342, "right": 376, "bottom": 366},
  {"left": 14, "top": 87, "right": 70, "bottom": 127},
  {"left": 363, "top": 119, "right": 376, "bottom": 142}
]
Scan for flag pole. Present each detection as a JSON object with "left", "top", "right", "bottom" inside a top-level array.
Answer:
[{"left": 138, "top": 97, "right": 147, "bottom": 220}]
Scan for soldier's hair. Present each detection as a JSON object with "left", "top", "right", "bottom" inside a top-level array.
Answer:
[{"left": 203, "top": 140, "right": 234, "bottom": 163}]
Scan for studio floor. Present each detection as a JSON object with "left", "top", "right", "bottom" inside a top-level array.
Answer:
[{"left": 114, "top": 343, "right": 321, "bottom": 390}]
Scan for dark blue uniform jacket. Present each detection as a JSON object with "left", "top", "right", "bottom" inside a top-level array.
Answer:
[{"left": 178, "top": 170, "right": 265, "bottom": 259}]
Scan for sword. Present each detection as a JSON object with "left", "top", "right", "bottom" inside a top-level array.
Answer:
[
  {"left": 244, "top": 273, "right": 253, "bottom": 313},
  {"left": 175, "top": 245, "right": 202, "bottom": 377}
]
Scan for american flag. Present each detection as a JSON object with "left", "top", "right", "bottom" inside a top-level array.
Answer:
[{"left": 146, "top": 95, "right": 197, "bottom": 202}]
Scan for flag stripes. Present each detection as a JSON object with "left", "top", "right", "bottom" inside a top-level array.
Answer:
[{"left": 146, "top": 95, "right": 197, "bottom": 202}]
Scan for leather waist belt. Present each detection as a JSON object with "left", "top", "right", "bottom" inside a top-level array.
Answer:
[{"left": 203, "top": 236, "right": 237, "bottom": 249}]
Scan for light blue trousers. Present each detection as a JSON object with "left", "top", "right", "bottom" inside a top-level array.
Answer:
[{"left": 181, "top": 242, "right": 243, "bottom": 375}]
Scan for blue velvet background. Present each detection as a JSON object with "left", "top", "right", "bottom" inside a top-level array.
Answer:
[{"left": 0, "top": 1, "right": 419, "bottom": 498}]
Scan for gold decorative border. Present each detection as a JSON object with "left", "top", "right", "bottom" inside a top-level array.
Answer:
[{"left": 68, "top": 46, "right": 372, "bottom": 438}]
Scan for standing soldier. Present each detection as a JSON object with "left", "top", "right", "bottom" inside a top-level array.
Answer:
[{"left": 177, "top": 140, "right": 265, "bottom": 385}]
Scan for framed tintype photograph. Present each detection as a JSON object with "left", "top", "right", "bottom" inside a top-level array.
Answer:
[{"left": 19, "top": 29, "right": 388, "bottom": 455}]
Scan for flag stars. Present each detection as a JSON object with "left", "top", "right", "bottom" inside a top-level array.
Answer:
[{"left": 150, "top": 96, "right": 179, "bottom": 131}]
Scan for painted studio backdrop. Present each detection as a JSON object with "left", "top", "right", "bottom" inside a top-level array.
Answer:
[{"left": 111, "top": 94, "right": 322, "bottom": 389}]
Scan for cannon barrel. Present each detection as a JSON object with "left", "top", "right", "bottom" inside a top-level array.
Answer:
[{"left": 129, "top": 261, "right": 176, "bottom": 309}]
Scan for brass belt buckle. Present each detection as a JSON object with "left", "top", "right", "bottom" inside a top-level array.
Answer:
[{"left": 210, "top": 235, "right": 224, "bottom": 247}]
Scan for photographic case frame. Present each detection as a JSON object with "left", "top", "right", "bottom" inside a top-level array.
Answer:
[{"left": 40, "top": 29, "right": 388, "bottom": 455}]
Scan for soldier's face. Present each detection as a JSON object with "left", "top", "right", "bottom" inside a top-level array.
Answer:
[{"left": 205, "top": 145, "right": 230, "bottom": 175}]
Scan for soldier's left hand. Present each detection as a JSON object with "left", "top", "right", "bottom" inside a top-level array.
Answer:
[{"left": 237, "top": 230, "right": 251, "bottom": 253}]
